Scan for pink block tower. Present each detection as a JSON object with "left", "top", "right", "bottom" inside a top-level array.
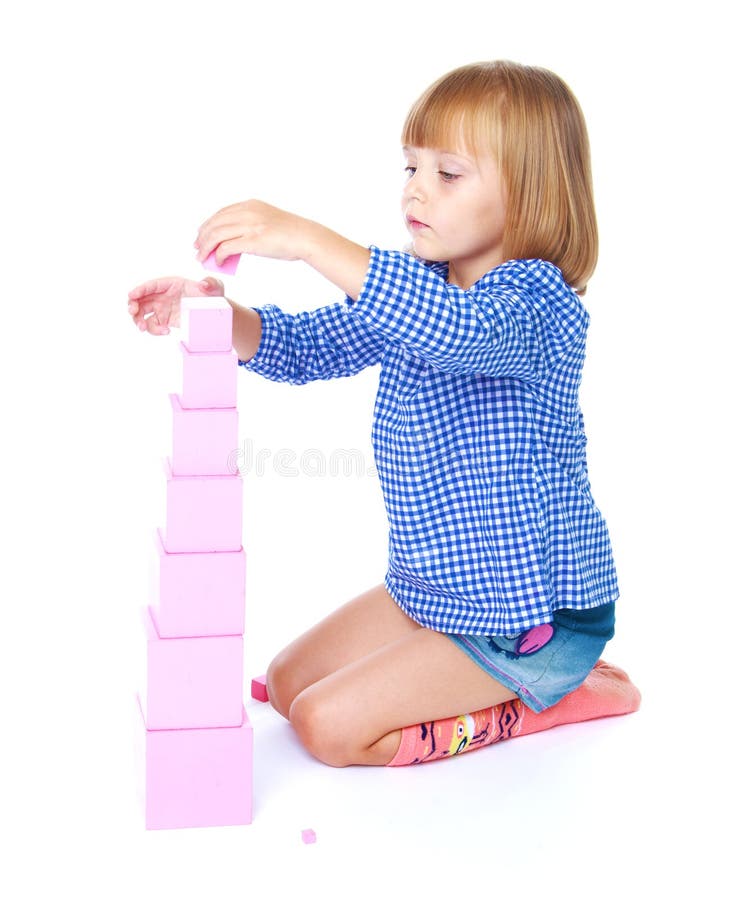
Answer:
[{"left": 136, "top": 297, "right": 253, "bottom": 829}]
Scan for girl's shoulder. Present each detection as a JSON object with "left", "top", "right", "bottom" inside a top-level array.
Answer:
[
  {"left": 418, "top": 254, "right": 583, "bottom": 318},
  {"left": 478, "top": 259, "right": 589, "bottom": 336},
  {"left": 417, "top": 256, "right": 567, "bottom": 294},
  {"left": 478, "top": 258, "right": 570, "bottom": 294}
]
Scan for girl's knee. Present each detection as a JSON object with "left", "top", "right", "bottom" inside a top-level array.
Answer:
[
  {"left": 288, "top": 689, "right": 353, "bottom": 768},
  {"left": 265, "top": 653, "right": 299, "bottom": 719}
]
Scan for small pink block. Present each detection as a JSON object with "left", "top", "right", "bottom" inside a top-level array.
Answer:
[
  {"left": 141, "top": 607, "right": 244, "bottom": 730},
  {"left": 150, "top": 530, "right": 246, "bottom": 638},
  {"left": 251, "top": 676, "right": 268, "bottom": 702},
  {"left": 169, "top": 393, "right": 239, "bottom": 476},
  {"left": 301, "top": 829, "right": 317, "bottom": 844},
  {"left": 136, "top": 698, "right": 253, "bottom": 829},
  {"left": 181, "top": 297, "right": 233, "bottom": 352},
  {"left": 202, "top": 249, "right": 240, "bottom": 276},
  {"left": 179, "top": 343, "right": 238, "bottom": 410},
  {"left": 162, "top": 457, "right": 242, "bottom": 552}
]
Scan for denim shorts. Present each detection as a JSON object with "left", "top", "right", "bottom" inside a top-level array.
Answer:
[{"left": 447, "top": 602, "right": 616, "bottom": 713}]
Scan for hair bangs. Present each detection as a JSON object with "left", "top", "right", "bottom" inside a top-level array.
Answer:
[{"left": 401, "top": 69, "right": 502, "bottom": 159}]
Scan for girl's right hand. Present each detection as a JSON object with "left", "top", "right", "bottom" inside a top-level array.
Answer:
[{"left": 127, "top": 276, "right": 224, "bottom": 335}]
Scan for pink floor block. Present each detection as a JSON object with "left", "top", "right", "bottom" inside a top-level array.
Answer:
[
  {"left": 141, "top": 606, "right": 244, "bottom": 730},
  {"left": 162, "top": 457, "right": 242, "bottom": 553},
  {"left": 151, "top": 530, "right": 246, "bottom": 638},
  {"left": 137, "top": 698, "right": 253, "bottom": 829},
  {"left": 181, "top": 297, "right": 233, "bottom": 352},
  {"left": 179, "top": 343, "right": 238, "bottom": 410},
  {"left": 251, "top": 675, "right": 268, "bottom": 702},
  {"left": 169, "top": 393, "right": 240, "bottom": 477}
]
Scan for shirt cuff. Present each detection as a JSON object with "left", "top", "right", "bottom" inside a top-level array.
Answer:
[
  {"left": 353, "top": 244, "right": 393, "bottom": 315},
  {"left": 237, "top": 306, "right": 277, "bottom": 376}
]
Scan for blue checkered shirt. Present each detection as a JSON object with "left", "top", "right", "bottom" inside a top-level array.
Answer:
[{"left": 242, "top": 248, "right": 619, "bottom": 635}]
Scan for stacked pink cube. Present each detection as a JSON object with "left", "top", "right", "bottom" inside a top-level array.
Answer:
[{"left": 136, "top": 297, "right": 252, "bottom": 829}]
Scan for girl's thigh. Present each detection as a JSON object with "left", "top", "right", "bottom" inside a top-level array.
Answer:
[
  {"left": 288, "top": 624, "right": 518, "bottom": 766},
  {"left": 266, "top": 583, "right": 421, "bottom": 716}
]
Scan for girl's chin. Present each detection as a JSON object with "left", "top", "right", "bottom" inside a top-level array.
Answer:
[{"left": 406, "top": 237, "right": 444, "bottom": 260}]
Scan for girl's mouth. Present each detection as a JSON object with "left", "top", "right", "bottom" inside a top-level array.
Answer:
[{"left": 407, "top": 216, "right": 428, "bottom": 230}]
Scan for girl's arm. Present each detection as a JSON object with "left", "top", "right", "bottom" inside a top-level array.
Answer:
[
  {"left": 194, "top": 200, "right": 371, "bottom": 300},
  {"left": 127, "top": 275, "right": 263, "bottom": 363},
  {"left": 193, "top": 200, "right": 585, "bottom": 380},
  {"left": 194, "top": 201, "right": 383, "bottom": 382},
  {"left": 229, "top": 299, "right": 263, "bottom": 363},
  {"left": 352, "top": 249, "right": 588, "bottom": 379},
  {"left": 241, "top": 301, "right": 384, "bottom": 385}
]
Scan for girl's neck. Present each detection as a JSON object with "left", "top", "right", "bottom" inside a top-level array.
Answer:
[{"left": 448, "top": 256, "right": 503, "bottom": 290}]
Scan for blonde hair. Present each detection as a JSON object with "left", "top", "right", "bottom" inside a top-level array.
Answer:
[{"left": 402, "top": 61, "right": 598, "bottom": 293}]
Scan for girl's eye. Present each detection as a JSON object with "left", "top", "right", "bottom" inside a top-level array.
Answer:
[{"left": 403, "top": 166, "right": 460, "bottom": 182}]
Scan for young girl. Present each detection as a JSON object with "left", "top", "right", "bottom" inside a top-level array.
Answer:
[{"left": 128, "top": 60, "right": 640, "bottom": 768}]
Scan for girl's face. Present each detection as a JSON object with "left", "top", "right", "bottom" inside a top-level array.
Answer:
[{"left": 401, "top": 143, "right": 506, "bottom": 289}]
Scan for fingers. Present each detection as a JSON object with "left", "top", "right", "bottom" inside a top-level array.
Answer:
[
  {"left": 194, "top": 200, "right": 266, "bottom": 262},
  {"left": 200, "top": 276, "right": 225, "bottom": 294},
  {"left": 196, "top": 203, "right": 244, "bottom": 240},
  {"left": 127, "top": 275, "right": 225, "bottom": 336},
  {"left": 127, "top": 281, "right": 173, "bottom": 333},
  {"left": 145, "top": 315, "right": 171, "bottom": 336},
  {"left": 128, "top": 277, "right": 173, "bottom": 301},
  {"left": 195, "top": 226, "right": 246, "bottom": 265},
  {"left": 127, "top": 298, "right": 152, "bottom": 332},
  {"left": 129, "top": 220, "right": 236, "bottom": 337},
  {"left": 128, "top": 300, "right": 168, "bottom": 334}
]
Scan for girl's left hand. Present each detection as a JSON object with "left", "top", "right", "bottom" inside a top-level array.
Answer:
[{"left": 195, "top": 200, "right": 314, "bottom": 267}]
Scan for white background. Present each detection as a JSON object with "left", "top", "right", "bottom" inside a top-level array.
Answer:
[{"left": 1, "top": 1, "right": 728, "bottom": 897}]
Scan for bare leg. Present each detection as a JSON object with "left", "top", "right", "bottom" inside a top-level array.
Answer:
[
  {"left": 266, "top": 583, "right": 517, "bottom": 766},
  {"left": 266, "top": 584, "right": 422, "bottom": 718},
  {"left": 288, "top": 626, "right": 516, "bottom": 766}
]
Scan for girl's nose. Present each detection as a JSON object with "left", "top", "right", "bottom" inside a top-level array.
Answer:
[{"left": 403, "top": 170, "right": 426, "bottom": 202}]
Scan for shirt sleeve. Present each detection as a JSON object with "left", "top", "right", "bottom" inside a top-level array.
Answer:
[
  {"left": 239, "top": 299, "right": 384, "bottom": 385},
  {"left": 352, "top": 248, "right": 589, "bottom": 380}
]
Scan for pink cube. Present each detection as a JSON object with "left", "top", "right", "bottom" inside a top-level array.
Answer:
[
  {"left": 179, "top": 343, "right": 238, "bottom": 410},
  {"left": 251, "top": 675, "right": 269, "bottom": 703},
  {"left": 140, "top": 606, "right": 244, "bottom": 730},
  {"left": 181, "top": 297, "right": 233, "bottom": 352},
  {"left": 136, "top": 697, "right": 253, "bottom": 829},
  {"left": 202, "top": 249, "right": 240, "bottom": 277},
  {"left": 150, "top": 530, "right": 246, "bottom": 638},
  {"left": 162, "top": 457, "right": 242, "bottom": 552},
  {"left": 169, "top": 393, "right": 239, "bottom": 477}
]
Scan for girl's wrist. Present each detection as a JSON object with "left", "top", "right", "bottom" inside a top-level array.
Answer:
[
  {"left": 299, "top": 219, "right": 331, "bottom": 267},
  {"left": 300, "top": 221, "right": 371, "bottom": 299}
]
